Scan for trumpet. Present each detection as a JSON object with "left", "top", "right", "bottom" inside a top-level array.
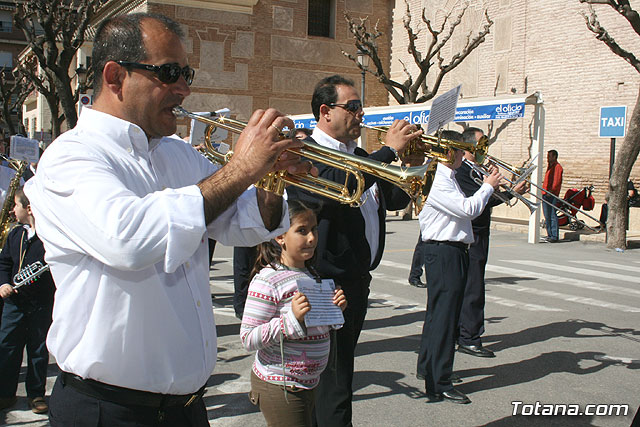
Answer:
[
  {"left": 478, "top": 154, "right": 602, "bottom": 230},
  {"left": 362, "top": 124, "right": 488, "bottom": 164},
  {"left": 174, "top": 107, "right": 436, "bottom": 207},
  {"left": 463, "top": 158, "right": 539, "bottom": 214}
]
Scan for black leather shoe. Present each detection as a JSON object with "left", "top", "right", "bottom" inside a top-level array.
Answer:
[
  {"left": 408, "top": 279, "right": 427, "bottom": 288},
  {"left": 458, "top": 344, "right": 495, "bottom": 358},
  {"left": 427, "top": 388, "right": 471, "bottom": 404}
]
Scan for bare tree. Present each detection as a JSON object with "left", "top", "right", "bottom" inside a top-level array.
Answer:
[
  {"left": 0, "top": 69, "right": 33, "bottom": 137},
  {"left": 343, "top": 1, "right": 493, "bottom": 105},
  {"left": 580, "top": 0, "right": 640, "bottom": 249},
  {"left": 13, "top": 0, "right": 103, "bottom": 138}
]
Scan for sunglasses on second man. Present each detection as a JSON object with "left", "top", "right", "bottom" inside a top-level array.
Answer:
[
  {"left": 116, "top": 61, "right": 195, "bottom": 86},
  {"left": 328, "top": 99, "right": 363, "bottom": 114}
]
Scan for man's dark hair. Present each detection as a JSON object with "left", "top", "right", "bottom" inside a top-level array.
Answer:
[
  {"left": 548, "top": 149, "right": 558, "bottom": 159},
  {"left": 92, "top": 13, "right": 185, "bottom": 96},
  {"left": 462, "top": 127, "right": 483, "bottom": 145},
  {"left": 15, "top": 186, "right": 29, "bottom": 208},
  {"left": 441, "top": 130, "right": 463, "bottom": 143},
  {"left": 311, "top": 75, "right": 355, "bottom": 120}
]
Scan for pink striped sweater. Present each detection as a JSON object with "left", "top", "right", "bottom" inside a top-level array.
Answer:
[{"left": 240, "top": 265, "right": 337, "bottom": 389}]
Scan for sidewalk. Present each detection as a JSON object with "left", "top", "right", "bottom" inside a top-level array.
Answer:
[
  {"left": 389, "top": 210, "right": 640, "bottom": 246},
  {"left": 490, "top": 216, "right": 640, "bottom": 246}
]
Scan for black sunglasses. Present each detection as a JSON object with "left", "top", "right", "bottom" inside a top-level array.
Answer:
[
  {"left": 116, "top": 61, "right": 195, "bottom": 86},
  {"left": 328, "top": 99, "right": 362, "bottom": 113}
]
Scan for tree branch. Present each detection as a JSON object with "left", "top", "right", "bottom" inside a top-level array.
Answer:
[{"left": 582, "top": 5, "right": 640, "bottom": 73}]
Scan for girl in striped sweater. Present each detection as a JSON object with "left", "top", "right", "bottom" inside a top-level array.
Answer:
[{"left": 240, "top": 199, "right": 347, "bottom": 427}]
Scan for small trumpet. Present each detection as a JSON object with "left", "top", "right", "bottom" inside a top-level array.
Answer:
[
  {"left": 362, "top": 124, "right": 488, "bottom": 164},
  {"left": 174, "top": 107, "right": 436, "bottom": 207}
]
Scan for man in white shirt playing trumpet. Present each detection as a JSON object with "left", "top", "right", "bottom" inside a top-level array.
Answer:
[
  {"left": 416, "top": 130, "right": 502, "bottom": 405},
  {"left": 25, "top": 12, "right": 312, "bottom": 426}
]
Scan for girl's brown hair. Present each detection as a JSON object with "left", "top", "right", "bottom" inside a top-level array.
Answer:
[{"left": 249, "top": 199, "right": 320, "bottom": 280}]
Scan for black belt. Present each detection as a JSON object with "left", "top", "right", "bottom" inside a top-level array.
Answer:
[
  {"left": 424, "top": 240, "right": 469, "bottom": 250},
  {"left": 60, "top": 372, "right": 205, "bottom": 408}
]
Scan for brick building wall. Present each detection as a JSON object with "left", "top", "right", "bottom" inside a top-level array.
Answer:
[
  {"left": 147, "top": 0, "right": 393, "bottom": 152},
  {"left": 391, "top": 0, "right": 640, "bottom": 206}
]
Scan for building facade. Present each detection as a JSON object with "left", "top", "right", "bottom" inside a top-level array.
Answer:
[{"left": 390, "top": 0, "right": 640, "bottom": 208}]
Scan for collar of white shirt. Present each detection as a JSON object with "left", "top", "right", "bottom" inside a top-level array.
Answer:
[
  {"left": 311, "top": 127, "right": 357, "bottom": 154},
  {"left": 79, "top": 107, "right": 163, "bottom": 153}
]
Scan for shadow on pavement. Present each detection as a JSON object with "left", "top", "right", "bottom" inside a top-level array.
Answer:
[
  {"left": 484, "top": 319, "right": 640, "bottom": 352},
  {"left": 204, "top": 391, "right": 259, "bottom": 421},
  {"left": 483, "top": 414, "right": 595, "bottom": 426},
  {"left": 352, "top": 370, "right": 424, "bottom": 401},
  {"left": 486, "top": 276, "right": 537, "bottom": 285},
  {"left": 454, "top": 350, "right": 618, "bottom": 394}
]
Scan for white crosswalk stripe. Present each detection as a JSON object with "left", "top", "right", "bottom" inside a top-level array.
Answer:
[
  {"left": 506, "top": 259, "right": 640, "bottom": 284},
  {"left": 484, "top": 295, "right": 565, "bottom": 311},
  {"left": 490, "top": 283, "right": 640, "bottom": 313},
  {"left": 377, "top": 258, "right": 640, "bottom": 313},
  {"left": 570, "top": 260, "right": 640, "bottom": 273},
  {"left": 486, "top": 264, "right": 640, "bottom": 298}
]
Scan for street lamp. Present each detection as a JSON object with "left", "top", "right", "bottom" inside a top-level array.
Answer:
[
  {"left": 356, "top": 50, "right": 369, "bottom": 105},
  {"left": 75, "top": 64, "right": 88, "bottom": 90}
]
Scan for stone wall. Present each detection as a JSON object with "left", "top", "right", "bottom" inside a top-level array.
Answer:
[
  {"left": 391, "top": 0, "right": 640, "bottom": 208},
  {"left": 149, "top": 0, "right": 393, "bottom": 151}
]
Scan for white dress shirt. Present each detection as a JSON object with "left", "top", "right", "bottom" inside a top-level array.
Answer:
[
  {"left": 311, "top": 128, "right": 380, "bottom": 265},
  {"left": 24, "top": 108, "right": 288, "bottom": 394},
  {"left": 419, "top": 162, "right": 494, "bottom": 244}
]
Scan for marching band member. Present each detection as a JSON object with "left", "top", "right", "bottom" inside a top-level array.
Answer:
[
  {"left": 416, "top": 130, "right": 502, "bottom": 405},
  {"left": 0, "top": 187, "right": 54, "bottom": 414},
  {"left": 287, "top": 75, "right": 422, "bottom": 426},
  {"left": 24, "top": 12, "right": 311, "bottom": 426}
]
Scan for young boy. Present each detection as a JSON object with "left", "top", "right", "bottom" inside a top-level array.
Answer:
[{"left": 0, "top": 187, "right": 54, "bottom": 414}]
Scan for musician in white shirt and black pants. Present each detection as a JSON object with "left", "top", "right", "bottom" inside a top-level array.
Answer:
[
  {"left": 416, "top": 130, "right": 502, "bottom": 404},
  {"left": 0, "top": 187, "right": 54, "bottom": 414},
  {"left": 23, "top": 13, "right": 312, "bottom": 426}
]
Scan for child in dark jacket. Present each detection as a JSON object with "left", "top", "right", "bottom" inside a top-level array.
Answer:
[{"left": 0, "top": 187, "right": 55, "bottom": 414}]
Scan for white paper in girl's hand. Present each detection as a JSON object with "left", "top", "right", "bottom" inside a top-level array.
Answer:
[{"left": 297, "top": 278, "right": 345, "bottom": 328}]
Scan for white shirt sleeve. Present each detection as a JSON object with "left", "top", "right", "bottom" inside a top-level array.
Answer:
[
  {"left": 427, "top": 178, "right": 494, "bottom": 220},
  {"left": 26, "top": 151, "right": 207, "bottom": 273}
]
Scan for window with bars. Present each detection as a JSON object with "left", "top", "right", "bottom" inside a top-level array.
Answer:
[{"left": 308, "top": 0, "right": 335, "bottom": 38}]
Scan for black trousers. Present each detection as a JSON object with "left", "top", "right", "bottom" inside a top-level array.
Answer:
[
  {"left": 313, "top": 275, "right": 370, "bottom": 427},
  {"left": 458, "top": 231, "right": 489, "bottom": 346},
  {"left": 417, "top": 242, "right": 468, "bottom": 394},
  {"left": 48, "top": 375, "right": 208, "bottom": 427},
  {"left": 233, "top": 246, "right": 257, "bottom": 318},
  {"left": 0, "top": 302, "right": 52, "bottom": 398},
  {"left": 408, "top": 233, "right": 426, "bottom": 283}
]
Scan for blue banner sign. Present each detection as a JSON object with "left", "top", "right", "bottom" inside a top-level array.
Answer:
[{"left": 293, "top": 101, "right": 526, "bottom": 130}]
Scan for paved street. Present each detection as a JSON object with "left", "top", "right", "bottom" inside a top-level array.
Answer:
[{"left": 2, "top": 218, "right": 639, "bottom": 426}]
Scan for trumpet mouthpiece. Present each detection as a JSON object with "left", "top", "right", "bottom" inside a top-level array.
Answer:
[{"left": 172, "top": 106, "right": 188, "bottom": 117}]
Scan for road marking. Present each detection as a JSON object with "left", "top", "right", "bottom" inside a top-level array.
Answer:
[
  {"left": 485, "top": 295, "right": 565, "bottom": 311},
  {"left": 505, "top": 259, "right": 640, "bottom": 284},
  {"left": 570, "top": 260, "right": 640, "bottom": 273},
  {"left": 487, "top": 264, "right": 640, "bottom": 298},
  {"left": 379, "top": 259, "right": 412, "bottom": 270},
  {"left": 491, "top": 283, "right": 640, "bottom": 312},
  {"left": 593, "top": 355, "right": 640, "bottom": 365}
]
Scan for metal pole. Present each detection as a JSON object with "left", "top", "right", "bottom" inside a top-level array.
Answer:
[
  {"left": 360, "top": 70, "right": 366, "bottom": 148},
  {"left": 606, "top": 137, "right": 615, "bottom": 242},
  {"left": 609, "top": 138, "right": 615, "bottom": 178},
  {"left": 361, "top": 70, "right": 365, "bottom": 106}
]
